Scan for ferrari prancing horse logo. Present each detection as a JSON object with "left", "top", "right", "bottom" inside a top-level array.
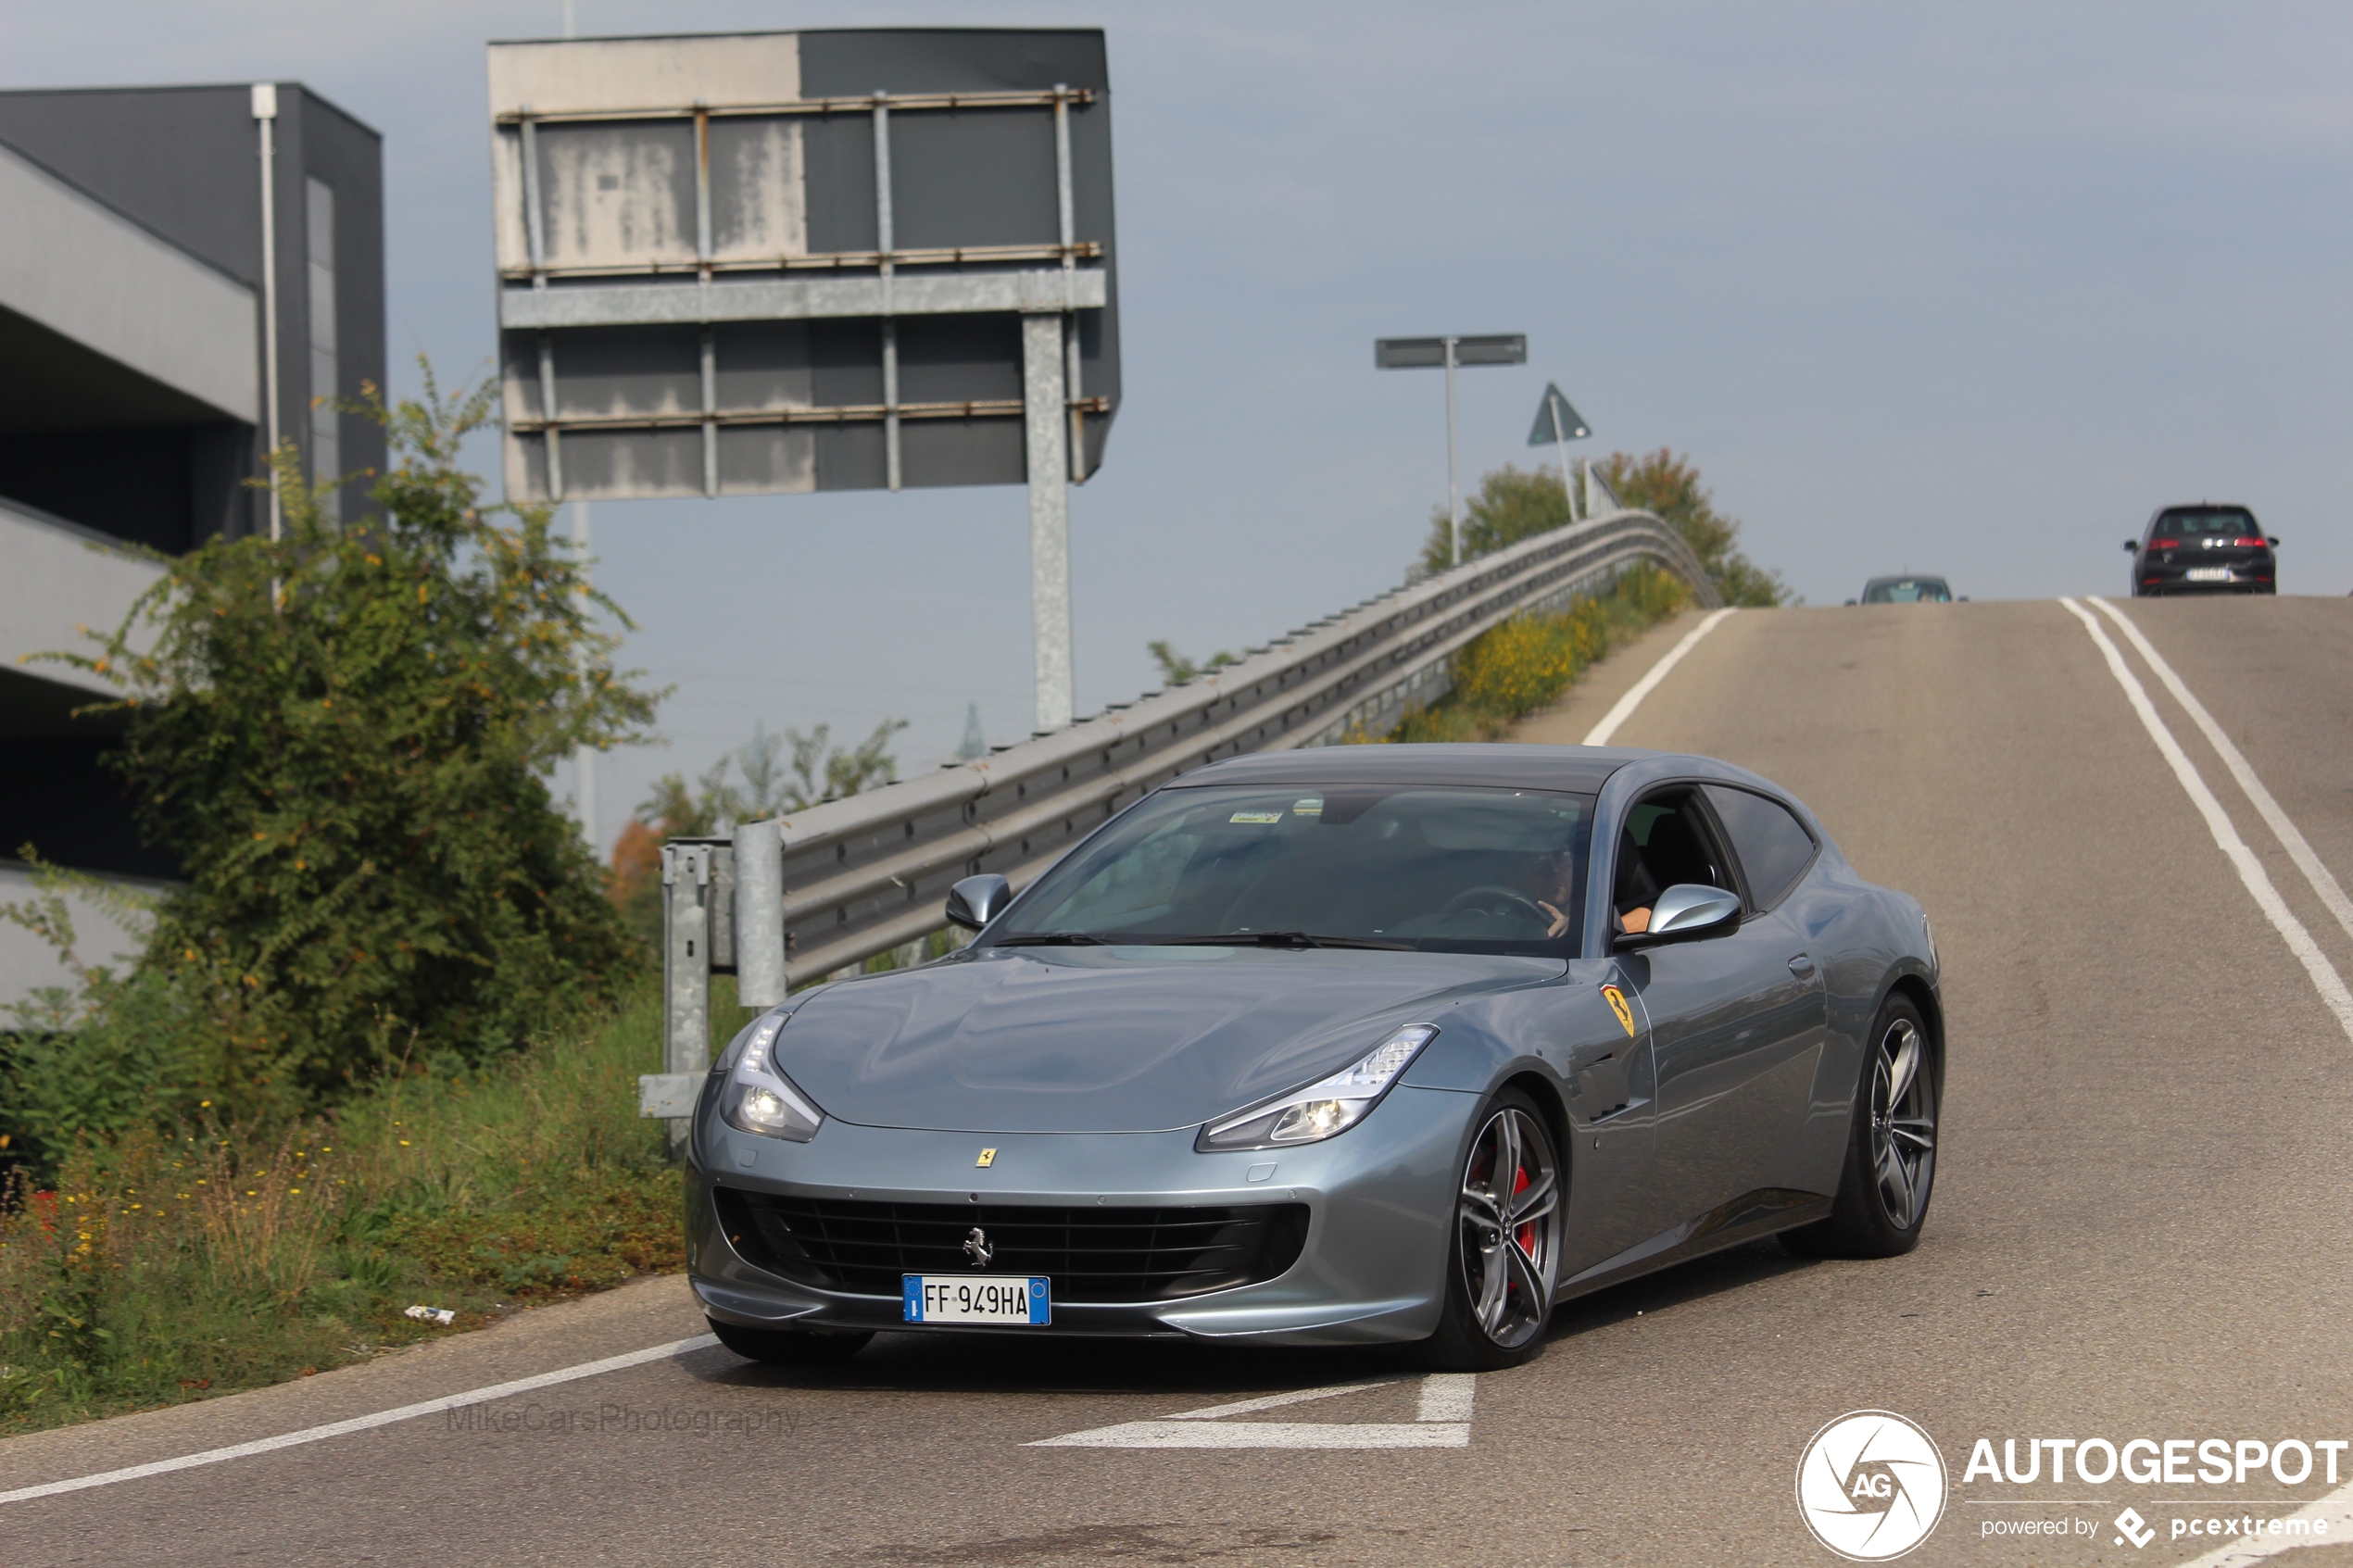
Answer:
[
  {"left": 975, "top": 1148, "right": 998, "bottom": 1168},
  {"left": 1601, "top": 985, "right": 1637, "bottom": 1037}
]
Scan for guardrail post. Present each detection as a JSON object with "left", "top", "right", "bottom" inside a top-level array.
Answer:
[
  {"left": 661, "top": 842, "right": 712, "bottom": 1155},
  {"left": 735, "top": 818, "right": 787, "bottom": 1007}
]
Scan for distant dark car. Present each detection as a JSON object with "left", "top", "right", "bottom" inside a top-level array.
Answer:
[
  {"left": 2126, "top": 505, "right": 2277, "bottom": 596},
  {"left": 1847, "top": 576, "right": 1956, "bottom": 606}
]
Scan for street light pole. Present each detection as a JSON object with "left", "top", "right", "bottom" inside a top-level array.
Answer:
[
  {"left": 559, "top": 0, "right": 599, "bottom": 853},
  {"left": 1376, "top": 332, "right": 1527, "bottom": 570},
  {"left": 1443, "top": 336, "right": 1461, "bottom": 566}
]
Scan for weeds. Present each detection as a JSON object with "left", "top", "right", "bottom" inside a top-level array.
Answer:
[
  {"left": 0, "top": 989, "right": 682, "bottom": 1434},
  {"left": 1373, "top": 563, "right": 1692, "bottom": 743}
]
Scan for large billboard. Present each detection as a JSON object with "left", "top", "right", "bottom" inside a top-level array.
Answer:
[{"left": 485, "top": 29, "right": 1117, "bottom": 503}]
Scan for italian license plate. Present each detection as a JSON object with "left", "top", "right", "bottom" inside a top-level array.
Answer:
[
  {"left": 2186, "top": 567, "right": 2232, "bottom": 583},
  {"left": 902, "top": 1274, "right": 1051, "bottom": 1325}
]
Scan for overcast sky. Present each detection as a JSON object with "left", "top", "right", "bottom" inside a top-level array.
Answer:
[{"left": 8, "top": 3, "right": 2349, "bottom": 853}]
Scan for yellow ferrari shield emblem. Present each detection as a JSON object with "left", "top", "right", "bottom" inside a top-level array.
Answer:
[
  {"left": 1601, "top": 985, "right": 1637, "bottom": 1038},
  {"left": 975, "top": 1148, "right": 998, "bottom": 1168}
]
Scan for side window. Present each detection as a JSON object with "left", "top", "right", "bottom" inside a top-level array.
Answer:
[
  {"left": 1614, "top": 787, "right": 1732, "bottom": 917},
  {"left": 1703, "top": 785, "right": 1818, "bottom": 910}
]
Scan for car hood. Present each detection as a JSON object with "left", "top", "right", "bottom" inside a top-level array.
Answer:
[{"left": 774, "top": 945, "right": 1559, "bottom": 1135}]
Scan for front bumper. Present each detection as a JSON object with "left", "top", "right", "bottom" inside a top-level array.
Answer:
[{"left": 686, "top": 1084, "right": 1475, "bottom": 1346}]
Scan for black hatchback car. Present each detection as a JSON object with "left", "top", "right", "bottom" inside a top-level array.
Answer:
[{"left": 2126, "top": 505, "right": 2278, "bottom": 596}]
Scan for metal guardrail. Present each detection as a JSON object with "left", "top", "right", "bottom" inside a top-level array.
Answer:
[{"left": 638, "top": 506, "right": 1717, "bottom": 1127}]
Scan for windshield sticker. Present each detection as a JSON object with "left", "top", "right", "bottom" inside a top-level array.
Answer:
[
  {"left": 1229, "top": 810, "right": 1283, "bottom": 824},
  {"left": 1292, "top": 798, "right": 1324, "bottom": 815},
  {"left": 1601, "top": 985, "right": 1637, "bottom": 1037}
]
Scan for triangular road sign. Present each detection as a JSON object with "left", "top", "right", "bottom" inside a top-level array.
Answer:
[{"left": 1527, "top": 383, "right": 1591, "bottom": 445}]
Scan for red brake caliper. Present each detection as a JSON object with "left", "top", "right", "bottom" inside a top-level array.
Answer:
[{"left": 1512, "top": 1166, "right": 1534, "bottom": 1257}]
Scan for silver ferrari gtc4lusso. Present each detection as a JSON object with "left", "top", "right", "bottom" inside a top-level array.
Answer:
[{"left": 688, "top": 744, "right": 1942, "bottom": 1371}]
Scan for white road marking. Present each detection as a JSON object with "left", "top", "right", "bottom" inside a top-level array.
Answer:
[
  {"left": 1163, "top": 1376, "right": 1407, "bottom": 1420},
  {"left": 1030, "top": 1373, "right": 1475, "bottom": 1449},
  {"left": 0, "top": 1334, "right": 720, "bottom": 1508},
  {"left": 2059, "top": 598, "right": 2353, "bottom": 1041},
  {"left": 1581, "top": 607, "right": 1738, "bottom": 746},
  {"left": 1416, "top": 1373, "right": 1477, "bottom": 1423},
  {"left": 2174, "top": 1475, "right": 2353, "bottom": 1567},
  {"left": 2089, "top": 596, "right": 2353, "bottom": 947}
]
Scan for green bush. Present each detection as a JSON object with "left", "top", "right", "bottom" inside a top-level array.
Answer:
[
  {"left": 5, "top": 369, "right": 659, "bottom": 1155},
  {"left": 1373, "top": 563, "right": 1690, "bottom": 743}
]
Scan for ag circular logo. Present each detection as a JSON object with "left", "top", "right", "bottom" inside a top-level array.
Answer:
[{"left": 1795, "top": 1410, "right": 1948, "bottom": 1561}]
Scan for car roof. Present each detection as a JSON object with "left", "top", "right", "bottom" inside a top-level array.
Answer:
[
  {"left": 1176, "top": 742, "right": 1653, "bottom": 795},
  {"left": 1863, "top": 574, "right": 1947, "bottom": 588}
]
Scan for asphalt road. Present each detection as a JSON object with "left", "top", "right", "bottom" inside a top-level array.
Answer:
[{"left": 6, "top": 596, "right": 2352, "bottom": 1568}]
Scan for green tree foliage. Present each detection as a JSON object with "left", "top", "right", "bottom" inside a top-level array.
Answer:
[
  {"left": 1597, "top": 448, "right": 1791, "bottom": 607},
  {"left": 612, "top": 720, "right": 907, "bottom": 948},
  {"left": 19, "top": 369, "right": 659, "bottom": 1133},
  {"left": 1145, "top": 640, "right": 1238, "bottom": 686},
  {"left": 1416, "top": 465, "right": 1573, "bottom": 580},
  {"left": 634, "top": 719, "right": 908, "bottom": 838}
]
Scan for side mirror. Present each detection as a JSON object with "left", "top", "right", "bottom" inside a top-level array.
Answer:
[
  {"left": 945, "top": 872, "right": 1013, "bottom": 931},
  {"left": 1614, "top": 883, "right": 1742, "bottom": 951},
  {"left": 1843, "top": 598, "right": 1856, "bottom": 607},
  {"left": 2122, "top": 539, "right": 2140, "bottom": 552},
  {"left": 2268, "top": 536, "right": 2281, "bottom": 547}
]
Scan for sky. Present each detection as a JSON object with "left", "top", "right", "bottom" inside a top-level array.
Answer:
[{"left": 7, "top": 2, "right": 2350, "bottom": 855}]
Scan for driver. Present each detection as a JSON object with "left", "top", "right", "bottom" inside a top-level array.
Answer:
[
  {"left": 1531, "top": 849, "right": 1653, "bottom": 939},
  {"left": 1527, "top": 850, "right": 1570, "bottom": 940},
  {"left": 1607, "top": 841, "right": 1657, "bottom": 938}
]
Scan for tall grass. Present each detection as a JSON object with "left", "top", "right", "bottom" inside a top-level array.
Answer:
[
  {"left": 0, "top": 988, "right": 685, "bottom": 1434},
  {"left": 1377, "top": 563, "right": 1692, "bottom": 743}
]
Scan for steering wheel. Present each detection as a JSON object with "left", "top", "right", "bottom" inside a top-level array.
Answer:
[{"left": 1440, "top": 884, "right": 1551, "bottom": 928}]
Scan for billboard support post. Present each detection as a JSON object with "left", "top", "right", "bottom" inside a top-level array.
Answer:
[{"left": 1024, "top": 310, "right": 1073, "bottom": 733}]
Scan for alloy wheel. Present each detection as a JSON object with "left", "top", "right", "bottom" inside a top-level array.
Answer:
[
  {"left": 1455, "top": 1106, "right": 1560, "bottom": 1348},
  {"left": 1870, "top": 1018, "right": 1937, "bottom": 1228}
]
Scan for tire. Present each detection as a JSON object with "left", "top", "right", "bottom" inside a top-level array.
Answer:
[
  {"left": 708, "top": 1317, "right": 874, "bottom": 1366},
  {"left": 1783, "top": 993, "right": 1939, "bottom": 1259},
  {"left": 1422, "top": 1088, "right": 1564, "bottom": 1371}
]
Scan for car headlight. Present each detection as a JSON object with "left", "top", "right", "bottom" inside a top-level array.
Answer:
[
  {"left": 1195, "top": 1024, "right": 1438, "bottom": 1151},
  {"left": 720, "top": 1010, "right": 824, "bottom": 1142}
]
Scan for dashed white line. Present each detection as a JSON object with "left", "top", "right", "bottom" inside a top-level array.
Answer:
[
  {"left": 2088, "top": 596, "right": 2353, "bottom": 947},
  {"left": 0, "top": 1334, "right": 720, "bottom": 1508},
  {"left": 2058, "top": 597, "right": 2353, "bottom": 1042},
  {"left": 1582, "top": 607, "right": 1738, "bottom": 746}
]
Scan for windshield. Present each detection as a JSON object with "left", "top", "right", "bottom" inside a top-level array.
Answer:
[
  {"left": 1861, "top": 578, "right": 1951, "bottom": 603},
  {"left": 989, "top": 784, "right": 1595, "bottom": 956}
]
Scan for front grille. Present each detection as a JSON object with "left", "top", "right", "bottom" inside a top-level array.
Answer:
[{"left": 714, "top": 1190, "right": 1309, "bottom": 1304}]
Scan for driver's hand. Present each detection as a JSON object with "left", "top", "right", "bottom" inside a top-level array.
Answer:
[
  {"left": 1538, "top": 900, "right": 1569, "bottom": 938},
  {"left": 1618, "top": 906, "right": 1653, "bottom": 935}
]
